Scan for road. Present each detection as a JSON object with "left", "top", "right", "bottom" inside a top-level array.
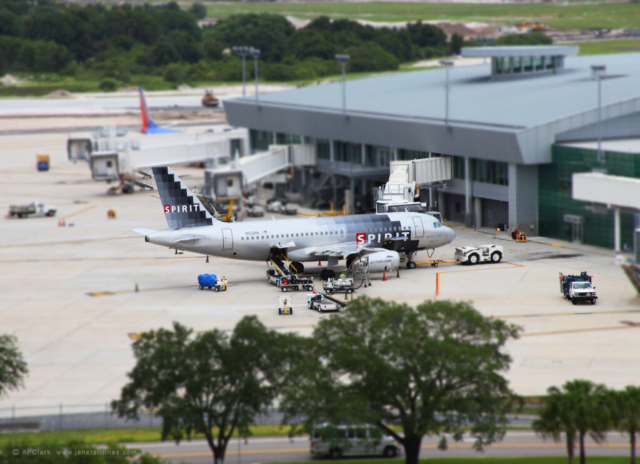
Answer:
[{"left": 128, "top": 431, "right": 635, "bottom": 463}]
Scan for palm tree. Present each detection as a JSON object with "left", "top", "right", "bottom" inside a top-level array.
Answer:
[
  {"left": 534, "top": 379, "right": 609, "bottom": 464},
  {"left": 609, "top": 386, "right": 640, "bottom": 464}
]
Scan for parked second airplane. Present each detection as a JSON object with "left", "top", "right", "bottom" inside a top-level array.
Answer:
[{"left": 134, "top": 167, "right": 456, "bottom": 278}]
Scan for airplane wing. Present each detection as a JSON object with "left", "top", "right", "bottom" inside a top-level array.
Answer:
[{"left": 307, "top": 242, "right": 388, "bottom": 259}]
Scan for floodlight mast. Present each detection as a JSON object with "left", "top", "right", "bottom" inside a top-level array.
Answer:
[
  {"left": 335, "top": 54, "right": 350, "bottom": 119},
  {"left": 250, "top": 48, "right": 261, "bottom": 109},
  {"left": 591, "top": 64, "right": 606, "bottom": 164},
  {"left": 232, "top": 46, "right": 252, "bottom": 98},
  {"left": 439, "top": 60, "right": 454, "bottom": 131}
]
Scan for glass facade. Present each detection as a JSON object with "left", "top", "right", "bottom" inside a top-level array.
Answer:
[
  {"left": 472, "top": 159, "right": 508, "bottom": 186},
  {"left": 276, "top": 133, "right": 301, "bottom": 145},
  {"left": 452, "top": 156, "right": 465, "bottom": 180},
  {"left": 397, "top": 149, "right": 429, "bottom": 160},
  {"left": 317, "top": 139, "right": 330, "bottom": 160},
  {"left": 539, "top": 145, "right": 639, "bottom": 249},
  {"left": 365, "top": 145, "right": 393, "bottom": 167},
  {"left": 334, "top": 141, "right": 362, "bottom": 164},
  {"left": 249, "top": 129, "right": 273, "bottom": 152}
]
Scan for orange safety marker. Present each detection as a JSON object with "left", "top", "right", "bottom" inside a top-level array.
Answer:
[
  {"left": 436, "top": 273, "right": 440, "bottom": 296},
  {"left": 382, "top": 271, "right": 386, "bottom": 281},
  {"left": 318, "top": 261, "right": 321, "bottom": 266}
]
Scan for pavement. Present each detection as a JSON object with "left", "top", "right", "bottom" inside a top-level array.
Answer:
[{"left": 0, "top": 131, "right": 639, "bottom": 421}]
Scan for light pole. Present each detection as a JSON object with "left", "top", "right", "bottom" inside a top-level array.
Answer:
[
  {"left": 250, "top": 47, "right": 261, "bottom": 109},
  {"left": 232, "top": 46, "right": 251, "bottom": 97},
  {"left": 335, "top": 54, "right": 350, "bottom": 119},
  {"left": 439, "top": 60, "right": 454, "bottom": 131},
  {"left": 591, "top": 64, "right": 606, "bottom": 164}
]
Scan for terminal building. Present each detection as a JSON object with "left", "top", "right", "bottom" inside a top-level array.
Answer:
[{"left": 224, "top": 47, "right": 640, "bottom": 251}]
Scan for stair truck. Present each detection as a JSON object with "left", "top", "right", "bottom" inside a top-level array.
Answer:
[{"left": 559, "top": 271, "right": 597, "bottom": 305}]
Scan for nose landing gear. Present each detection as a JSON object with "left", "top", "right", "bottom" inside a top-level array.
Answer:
[{"left": 405, "top": 251, "right": 417, "bottom": 269}]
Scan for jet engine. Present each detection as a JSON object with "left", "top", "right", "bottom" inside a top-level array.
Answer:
[{"left": 365, "top": 250, "right": 400, "bottom": 273}]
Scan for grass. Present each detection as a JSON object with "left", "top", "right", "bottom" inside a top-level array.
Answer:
[
  {"left": 575, "top": 38, "right": 640, "bottom": 55},
  {"left": 0, "top": 424, "right": 296, "bottom": 448},
  {"left": 271, "top": 459, "right": 632, "bottom": 464},
  {"left": 205, "top": 2, "right": 640, "bottom": 30}
]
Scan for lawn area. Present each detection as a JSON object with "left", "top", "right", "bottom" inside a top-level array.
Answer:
[
  {"left": 206, "top": 1, "right": 640, "bottom": 30},
  {"left": 0, "top": 424, "right": 294, "bottom": 448},
  {"left": 272, "top": 459, "right": 631, "bottom": 464},
  {"left": 576, "top": 38, "right": 640, "bottom": 55}
]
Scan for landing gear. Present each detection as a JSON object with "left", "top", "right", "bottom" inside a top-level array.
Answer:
[
  {"left": 405, "top": 251, "right": 417, "bottom": 269},
  {"left": 289, "top": 261, "right": 304, "bottom": 273},
  {"left": 320, "top": 269, "right": 336, "bottom": 280}
]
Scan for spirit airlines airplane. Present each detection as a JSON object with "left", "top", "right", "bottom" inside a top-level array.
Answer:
[
  {"left": 134, "top": 167, "right": 456, "bottom": 278},
  {"left": 138, "top": 88, "right": 182, "bottom": 135}
]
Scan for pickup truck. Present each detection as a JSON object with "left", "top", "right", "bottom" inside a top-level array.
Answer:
[
  {"left": 9, "top": 202, "right": 56, "bottom": 218},
  {"left": 559, "top": 272, "right": 597, "bottom": 305}
]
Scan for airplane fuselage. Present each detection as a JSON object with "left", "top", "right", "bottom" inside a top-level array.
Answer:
[{"left": 146, "top": 212, "right": 455, "bottom": 262}]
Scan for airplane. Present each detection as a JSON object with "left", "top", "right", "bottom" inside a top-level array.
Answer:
[
  {"left": 134, "top": 167, "right": 456, "bottom": 279},
  {"left": 138, "top": 87, "right": 182, "bottom": 135}
]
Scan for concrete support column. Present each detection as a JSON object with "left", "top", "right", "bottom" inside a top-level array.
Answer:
[
  {"left": 272, "top": 131, "right": 277, "bottom": 145},
  {"left": 438, "top": 191, "right": 445, "bottom": 216},
  {"left": 464, "top": 156, "right": 472, "bottom": 227},
  {"left": 614, "top": 207, "right": 621, "bottom": 252},
  {"left": 429, "top": 188, "right": 435, "bottom": 209},
  {"left": 330, "top": 139, "right": 335, "bottom": 162},
  {"left": 508, "top": 163, "right": 539, "bottom": 235},
  {"left": 393, "top": 148, "right": 398, "bottom": 161},
  {"left": 474, "top": 197, "right": 482, "bottom": 229},
  {"left": 332, "top": 174, "right": 337, "bottom": 208},
  {"left": 348, "top": 177, "right": 355, "bottom": 215},
  {"left": 361, "top": 143, "right": 366, "bottom": 165}
]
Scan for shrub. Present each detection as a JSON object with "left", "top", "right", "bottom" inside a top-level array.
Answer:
[
  {"left": 163, "top": 63, "right": 186, "bottom": 82},
  {"left": 99, "top": 77, "right": 118, "bottom": 92},
  {"left": 265, "top": 63, "right": 295, "bottom": 81}
]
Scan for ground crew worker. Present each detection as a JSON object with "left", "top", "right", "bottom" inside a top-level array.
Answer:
[{"left": 340, "top": 273, "right": 346, "bottom": 280}]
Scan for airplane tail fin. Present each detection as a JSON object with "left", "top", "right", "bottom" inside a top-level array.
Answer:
[
  {"left": 152, "top": 166, "right": 219, "bottom": 230},
  {"left": 138, "top": 87, "right": 158, "bottom": 133}
]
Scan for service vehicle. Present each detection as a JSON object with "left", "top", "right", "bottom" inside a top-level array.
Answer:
[
  {"left": 267, "top": 270, "right": 314, "bottom": 292},
  {"left": 282, "top": 203, "right": 298, "bottom": 215},
  {"left": 454, "top": 245, "right": 503, "bottom": 265},
  {"left": 310, "top": 424, "right": 401, "bottom": 459},
  {"left": 265, "top": 201, "right": 298, "bottom": 215},
  {"left": 306, "top": 292, "right": 345, "bottom": 312},
  {"left": 246, "top": 204, "right": 264, "bottom": 217},
  {"left": 201, "top": 90, "right": 220, "bottom": 108},
  {"left": 197, "top": 274, "right": 227, "bottom": 292},
  {"left": 278, "top": 296, "right": 293, "bottom": 315},
  {"left": 323, "top": 277, "right": 355, "bottom": 294},
  {"left": 9, "top": 201, "right": 56, "bottom": 218},
  {"left": 559, "top": 271, "right": 597, "bottom": 305}
]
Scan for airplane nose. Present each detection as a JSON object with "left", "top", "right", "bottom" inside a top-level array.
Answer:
[{"left": 447, "top": 226, "right": 456, "bottom": 243}]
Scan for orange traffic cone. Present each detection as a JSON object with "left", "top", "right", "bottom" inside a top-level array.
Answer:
[
  {"left": 318, "top": 261, "right": 321, "bottom": 266},
  {"left": 382, "top": 271, "right": 386, "bottom": 281}
]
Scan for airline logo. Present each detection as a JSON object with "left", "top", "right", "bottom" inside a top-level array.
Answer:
[
  {"left": 357, "top": 231, "right": 410, "bottom": 244},
  {"left": 164, "top": 204, "right": 200, "bottom": 214}
]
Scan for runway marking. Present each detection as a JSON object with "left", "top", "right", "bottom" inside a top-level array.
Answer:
[
  {"left": 0, "top": 256, "right": 204, "bottom": 264},
  {"left": 155, "top": 441, "right": 630, "bottom": 459},
  {"left": 521, "top": 325, "right": 640, "bottom": 337},
  {"left": 432, "top": 262, "right": 525, "bottom": 296},
  {"left": 498, "top": 309, "right": 640, "bottom": 319},
  {"left": 60, "top": 204, "right": 97, "bottom": 221}
]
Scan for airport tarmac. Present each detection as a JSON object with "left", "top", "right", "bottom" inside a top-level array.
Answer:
[{"left": 0, "top": 131, "right": 639, "bottom": 417}]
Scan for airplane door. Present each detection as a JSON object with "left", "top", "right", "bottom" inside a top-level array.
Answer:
[
  {"left": 412, "top": 217, "right": 424, "bottom": 238},
  {"left": 339, "top": 227, "right": 345, "bottom": 240},
  {"left": 222, "top": 228, "right": 233, "bottom": 250}
]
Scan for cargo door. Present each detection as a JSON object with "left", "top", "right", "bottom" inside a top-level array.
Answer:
[
  {"left": 339, "top": 227, "right": 345, "bottom": 240},
  {"left": 412, "top": 217, "right": 424, "bottom": 238},
  {"left": 222, "top": 228, "right": 233, "bottom": 250}
]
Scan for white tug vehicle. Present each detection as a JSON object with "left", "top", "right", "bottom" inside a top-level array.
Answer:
[{"left": 454, "top": 245, "right": 503, "bottom": 265}]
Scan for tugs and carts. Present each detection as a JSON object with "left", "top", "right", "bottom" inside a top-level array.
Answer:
[
  {"left": 278, "top": 296, "right": 294, "bottom": 315},
  {"left": 306, "top": 291, "right": 347, "bottom": 313},
  {"left": 266, "top": 256, "right": 314, "bottom": 292},
  {"left": 454, "top": 245, "right": 503, "bottom": 265},
  {"left": 559, "top": 271, "right": 598, "bottom": 305},
  {"left": 197, "top": 274, "right": 228, "bottom": 292},
  {"left": 322, "top": 276, "right": 355, "bottom": 294}
]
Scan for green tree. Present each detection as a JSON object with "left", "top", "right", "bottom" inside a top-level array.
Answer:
[
  {"left": 534, "top": 379, "right": 609, "bottom": 464},
  {"left": 190, "top": 2, "right": 207, "bottom": 20},
  {"left": 609, "top": 386, "right": 640, "bottom": 464},
  {"left": 0, "top": 334, "right": 28, "bottom": 398},
  {"left": 99, "top": 77, "right": 118, "bottom": 92},
  {"left": 281, "top": 298, "right": 521, "bottom": 464},
  {"left": 497, "top": 31, "right": 552, "bottom": 46},
  {"left": 112, "top": 318, "right": 295, "bottom": 464},
  {"left": 450, "top": 33, "right": 464, "bottom": 55},
  {"left": 347, "top": 41, "right": 399, "bottom": 72}
]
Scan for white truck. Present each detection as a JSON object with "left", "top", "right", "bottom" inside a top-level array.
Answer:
[
  {"left": 323, "top": 277, "right": 355, "bottom": 294},
  {"left": 9, "top": 202, "right": 56, "bottom": 218},
  {"left": 559, "top": 272, "right": 598, "bottom": 305},
  {"left": 455, "top": 245, "right": 503, "bottom": 265},
  {"left": 306, "top": 293, "right": 345, "bottom": 313}
]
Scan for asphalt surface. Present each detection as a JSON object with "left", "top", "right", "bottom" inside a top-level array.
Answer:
[{"left": 127, "top": 431, "right": 635, "bottom": 463}]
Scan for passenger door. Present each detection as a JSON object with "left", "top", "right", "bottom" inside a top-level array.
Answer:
[
  {"left": 339, "top": 227, "right": 345, "bottom": 240},
  {"left": 412, "top": 217, "right": 424, "bottom": 238},
  {"left": 222, "top": 228, "right": 233, "bottom": 250}
]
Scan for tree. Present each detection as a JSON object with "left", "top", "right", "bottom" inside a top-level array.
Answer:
[
  {"left": 281, "top": 298, "right": 521, "bottom": 464},
  {"left": 534, "top": 380, "right": 609, "bottom": 464},
  {"left": 190, "top": 2, "right": 207, "bottom": 20},
  {"left": 112, "top": 318, "right": 295, "bottom": 464},
  {"left": 609, "top": 386, "right": 640, "bottom": 464},
  {"left": 0, "top": 334, "right": 28, "bottom": 398},
  {"left": 450, "top": 33, "right": 464, "bottom": 55}
]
